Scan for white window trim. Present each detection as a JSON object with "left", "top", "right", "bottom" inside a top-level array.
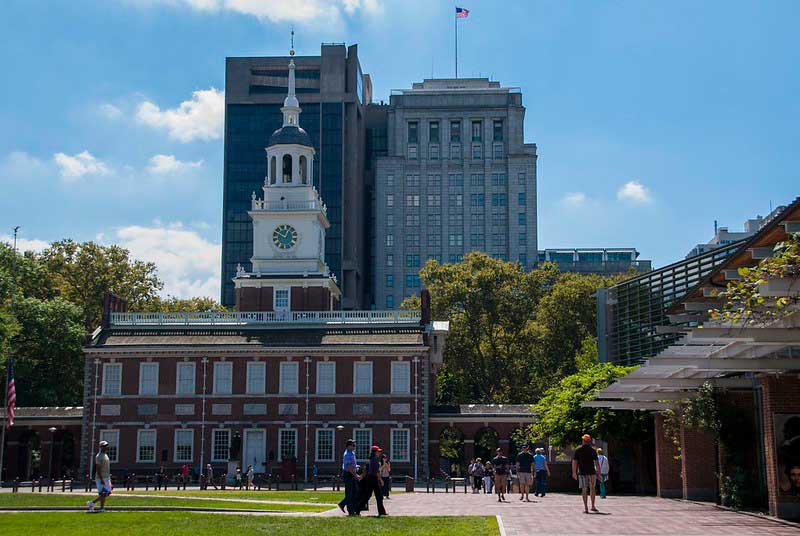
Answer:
[
  {"left": 316, "top": 361, "right": 336, "bottom": 395},
  {"left": 175, "top": 362, "right": 195, "bottom": 395},
  {"left": 246, "top": 361, "right": 266, "bottom": 395},
  {"left": 211, "top": 428, "right": 231, "bottom": 462},
  {"left": 102, "top": 363, "right": 122, "bottom": 396},
  {"left": 99, "top": 429, "right": 120, "bottom": 463},
  {"left": 173, "top": 429, "right": 194, "bottom": 463},
  {"left": 136, "top": 429, "right": 157, "bottom": 463},
  {"left": 353, "top": 428, "right": 373, "bottom": 462},
  {"left": 353, "top": 362, "right": 373, "bottom": 395},
  {"left": 139, "top": 362, "right": 159, "bottom": 396},
  {"left": 391, "top": 428, "right": 411, "bottom": 462},
  {"left": 278, "top": 428, "right": 298, "bottom": 462},
  {"left": 274, "top": 287, "right": 291, "bottom": 312},
  {"left": 315, "top": 428, "right": 335, "bottom": 462},
  {"left": 213, "top": 361, "right": 233, "bottom": 395},
  {"left": 391, "top": 361, "right": 411, "bottom": 395},
  {"left": 279, "top": 361, "right": 299, "bottom": 395}
]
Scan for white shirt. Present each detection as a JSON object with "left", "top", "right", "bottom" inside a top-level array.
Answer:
[{"left": 598, "top": 454, "right": 610, "bottom": 475}]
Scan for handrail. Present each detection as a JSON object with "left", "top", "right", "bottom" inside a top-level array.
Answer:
[{"left": 109, "top": 310, "right": 421, "bottom": 327}]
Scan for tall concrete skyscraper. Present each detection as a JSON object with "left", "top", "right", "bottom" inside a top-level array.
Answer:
[
  {"left": 221, "top": 44, "right": 370, "bottom": 309},
  {"left": 373, "top": 78, "right": 538, "bottom": 308}
]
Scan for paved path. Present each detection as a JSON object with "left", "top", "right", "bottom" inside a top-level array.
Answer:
[{"left": 327, "top": 491, "right": 800, "bottom": 535}]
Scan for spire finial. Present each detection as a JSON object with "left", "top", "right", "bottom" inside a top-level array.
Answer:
[{"left": 290, "top": 27, "right": 295, "bottom": 56}]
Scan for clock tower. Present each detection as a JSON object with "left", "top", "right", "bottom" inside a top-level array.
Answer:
[{"left": 233, "top": 55, "right": 340, "bottom": 312}]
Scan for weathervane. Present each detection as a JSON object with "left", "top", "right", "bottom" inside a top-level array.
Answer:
[{"left": 290, "top": 27, "right": 295, "bottom": 56}]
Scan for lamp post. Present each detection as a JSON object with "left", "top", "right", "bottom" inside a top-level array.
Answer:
[{"left": 47, "top": 427, "right": 57, "bottom": 483}]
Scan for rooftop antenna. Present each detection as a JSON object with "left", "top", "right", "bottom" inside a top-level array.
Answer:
[{"left": 290, "top": 27, "right": 295, "bottom": 56}]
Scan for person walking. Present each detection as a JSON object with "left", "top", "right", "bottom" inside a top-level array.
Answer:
[
  {"left": 181, "top": 463, "right": 189, "bottom": 486},
  {"left": 516, "top": 445, "right": 534, "bottom": 502},
  {"left": 572, "top": 434, "right": 602, "bottom": 514},
  {"left": 507, "top": 461, "right": 515, "bottom": 495},
  {"left": 206, "top": 463, "right": 219, "bottom": 490},
  {"left": 471, "top": 458, "right": 485, "bottom": 493},
  {"left": 380, "top": 454, "right": 392, "bottom": 499},
  {"left": 491, "top": 448, "right": 510, "bottom": 502},
  {"left": 356, "top": 446, "right": 387, "bottom": 516},
  {"left": 533, "top": 447, "right": 550, "bottom": 497},
  {"left": 338, "top": 439, "right": 360, "bottom": 516},
  {"left": 86, "top": 440, "right": 112, "bottom": 513},
  {"left": 234, "top": 468, "right": 243, "bottom": 490},
  {"left": 597, "top": 448, "right": 610, "bottom": 499},
  {"left": 246, "top": 464, "right": 254, "bottom": 490},
  {"left": 156, "top": 465, "right": 165, "bottom": 490},
  {"left": 483, "top": 462, "right": 494, "bottom": 494}
]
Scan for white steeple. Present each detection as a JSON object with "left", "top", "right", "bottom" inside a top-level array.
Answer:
[{"left": 281, "top": 59, "right": 301, "bottom": 127}]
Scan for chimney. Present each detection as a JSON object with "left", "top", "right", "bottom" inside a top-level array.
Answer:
[{"left": 420, "top": 288, "right": 432, "bottom": 325}]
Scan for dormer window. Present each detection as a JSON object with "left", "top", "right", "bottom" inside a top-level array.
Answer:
[{"left": 282, "top": 154, "right": 292, "bottom": 183}]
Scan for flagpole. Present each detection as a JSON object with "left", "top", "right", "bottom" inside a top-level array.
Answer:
[
  {"left": 0, "top": 226, "right": 20, "bottom": 485},
  {"left": 454, "top": 8, "right": 458, "bottom": 79}
]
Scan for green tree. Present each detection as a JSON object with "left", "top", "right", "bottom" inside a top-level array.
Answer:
[
  {"left": 574, "top": 336, "right": 599, "bottom": 371},
  {"left": 40, "top": 240, "right": 163, "bottom": 331},
  {"left": 2, "top": 297, "right": 85, "bottom": 406},
  {"left": 516, "top": 363, "right": 651, "bottom": 448},
  {"left": 137, "top": 296, "right": 227, "bottom": 313},
  {"left": 0, "top": 243, "right": 56, "bottom": 302}
]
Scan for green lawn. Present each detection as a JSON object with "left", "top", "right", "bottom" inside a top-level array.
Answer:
[
  {"left": 0, "top": 493, "right": 329, "bottom": 512},
  {"left": 0, "top": 512, "right": 499, "bottom": 535},
  {"left": 126, "top": 489, "right": 343, "bottom": 504}
]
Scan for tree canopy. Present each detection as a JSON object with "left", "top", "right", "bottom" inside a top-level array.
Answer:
[
  {"left": 404, "top": 252, "right": 627, "bottom": 404},
  {"left": 516, "top": 363, "right": 652, "bottom": 448}
]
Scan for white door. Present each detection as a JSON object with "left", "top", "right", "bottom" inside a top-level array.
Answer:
[{"left": 243, "top": 430, "right": 266, "bottom": 473}]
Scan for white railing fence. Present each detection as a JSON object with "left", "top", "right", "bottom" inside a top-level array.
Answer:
[{"left": 110, "top": 310, "right": 421, "bottom": 327}]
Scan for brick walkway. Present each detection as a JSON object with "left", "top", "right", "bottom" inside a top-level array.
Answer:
[{"left": 328, "top": 491, "right": 800, "bottom": 535}]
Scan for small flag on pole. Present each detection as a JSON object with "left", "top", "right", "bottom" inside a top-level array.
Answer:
[
  {"left": 456, "top": 6, "right": 469, "bottom": 18},
  {"left": 5, "top": 360, "right": 15, "bottom": 428}
]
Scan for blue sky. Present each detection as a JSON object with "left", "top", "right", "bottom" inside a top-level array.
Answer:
[{"left": 1, "top": 0, "right": 798, "bottom": 299}]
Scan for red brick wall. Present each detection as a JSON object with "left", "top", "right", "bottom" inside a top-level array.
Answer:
[
  {"left": 760, "top": 375, "right": 800, "bottom": 520},
  {"left": 654, "top": 414, "right": 682, "bottom": 498},
  {"left": 237, "top": 286, "right": 332, "bottom": 312},
  {"left": 680, "top": 422, "right": 718, "bottom": 501}
]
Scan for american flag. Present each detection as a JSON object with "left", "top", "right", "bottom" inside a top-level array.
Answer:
[
  {"left": 456, "top": 7, "right": 469, "bottom": 18},
  {"left": 5, "top": 359, "right": 15, "bottom": 428}
]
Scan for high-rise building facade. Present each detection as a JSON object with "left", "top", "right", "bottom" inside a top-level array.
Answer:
[
  {"left": 221, "top": 44, "right": 371, "bottom": 309},
  {"left": 373, "top": 79, "right": 538, "bottom": 308}
]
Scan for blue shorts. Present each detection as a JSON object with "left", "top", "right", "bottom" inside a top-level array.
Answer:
[{"left": 96, "top": 477, "right": 112, "bottom": 495}]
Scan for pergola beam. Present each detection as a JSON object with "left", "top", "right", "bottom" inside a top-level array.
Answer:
[
  {"left": 582, "top": 400, "right": 674, "bottom": 411},
  {"left": 618, "top": 377, "right": 754, "bottom": 388},
  {"left": 596, "top": 392, "right": 699, "bottom": 401}
]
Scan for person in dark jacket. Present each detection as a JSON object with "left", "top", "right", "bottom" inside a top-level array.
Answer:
[{"left": 357, "top": 446, "right": 388, "bottom": 516}]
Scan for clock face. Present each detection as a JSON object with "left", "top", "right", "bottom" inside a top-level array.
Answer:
[{"left": 272, "top": 224, "right": 299, "bottom": 250}]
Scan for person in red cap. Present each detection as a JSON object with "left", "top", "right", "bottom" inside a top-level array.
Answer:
[
  {"left": 572, "top": 434, "right": 601, "bottom": 514},
  {"left": 356, "top": 445, "right": 388, "bottom": 516}
]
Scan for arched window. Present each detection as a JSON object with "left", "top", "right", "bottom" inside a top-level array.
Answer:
[
  {"left": 270, "top": 156, "right": 277, "bottom": 185},
  {"left": 282, "top": 154, "right": 292, "bottom": 183},
  {"left": 299, "top": 155, "right": 308, "bottom": 184}
]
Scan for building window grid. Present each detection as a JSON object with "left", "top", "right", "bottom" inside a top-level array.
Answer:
[
  {"left": 386, "top": 234, "right": 394, "bottom": 247},
  {"left": 406, "top": 254, "right": 420, "bottom": 269},
  {"left": 406, "top": 214, "right": 420, "bottom": 227},
  {"left": 386, "top": 274, "right": 394, "bottom": 287},
  {"left": 405, "top": 174, "right": 420, "bottom": 187},
  {"left": 391, "top": 361, "right": 411, "bottom": 394},
  {"left": 386, "top": 194, "right": 394, "bottom": 207},
  {"left": 212, "top": 429, "right": 231, "bottom": 462},
  {"left": 174, "top": 429, "right": 194, "bottom": 462},
  {"left": 316, "top": 361, "right": 336, "bottom": 395},
  {"left": 391, "top": 429, "right": 410, "bottom": 462},
  {"left": 450, "top": 120, "right": 461, "bottom": 142},
  {"left": 386, "top": 214, "right": 394, "bottom": 227},
  {"left": 246, "top": 361, "right": 266, "bottom": 395},
  {"left": 139, "top": 362, "right": 159, "bottom": 396},
  {"left": 279, "top": 361, "right": 299, "bottom": 394},
  {"left": 405, "top": 274, "right": 421, "bottom": 288},
  {"left": 386, "top": 254, "right": 394, "bottom": 267},
  {"left": 137, "top": 429, "right": 156, "bottom": 463},
  {"left": 447, "top": 174, "right": 464, "bottom": 188},
  {"left": 315, "top": 428, "right": 335, "bottom": 462},
  {"left": 213, "top": 361, "right": 233, "bottom": 395},
  {"left": 176, "top": 362, "right": 195, "bottom": 395},
  {"left": 278, "top": 428, "right": 298, "bottom": 462},
  {"left": 354, "top": 429, "right": 373, "bottom": 461},
  {"left": 353, "top": 362, "right": 373, "bottom": 394},
  {"left": 102, "top": 363, "right": 122, "bottom": 396},
  {"left": 406, "top": 195, "right": 420, "bottom": 207}
]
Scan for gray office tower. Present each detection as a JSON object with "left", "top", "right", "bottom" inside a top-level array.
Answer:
[
  {"left": 221, "top": 44, "right": 370, "bottom": 309},
  {"left": 373, "top": 79, "right": 538, "bottom": 308}
]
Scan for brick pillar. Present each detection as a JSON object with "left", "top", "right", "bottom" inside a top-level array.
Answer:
[
  {"left": 680, "top": 422, "right": 718, "bottom": 501},
  {"left": 654, "top": 414, "right": 682, "bottom": 498},
  {"left": 463, "top": 440, "right": 475, "bottom": 465},
  {"left": 760, "top": 375, "right": 800, "bottom": 520}
]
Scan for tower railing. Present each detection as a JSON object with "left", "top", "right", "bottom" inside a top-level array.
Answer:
[
  {"left": 251, "top": 199, "right": 327, "bottom": 213},
  {"left": 109, "top": 310, "right": 421, "bottom": 327}
]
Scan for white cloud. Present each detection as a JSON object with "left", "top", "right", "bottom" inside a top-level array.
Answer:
[
  {"left": 136, "top": 88, "right": 224, "bottom": 143},
  {"left": 617, "top": 181, "right": 652, "bottom": 205},
  {"left": 140, "top": 0, "right": 380, "bottom": 24},
  {"left": 0, "top": 234, "right": 49, "bottom": 253},
  {"left": 53, "top": 150, "right": 111, "bottom": 180},
  {"left": 98, "top": 103, "right": 123, "bottom": 120},
  {"left": 113, "top": 224, "right": 221, "bottom": 299},
  {"left": 562, "top": 192, "right": 588, "bottom": 207},
  {"left": 147, "top": 154, "right": 204, "bottom": 174},
  {"left": 0, "top": 151, "right": 46, "bottom": 177}
]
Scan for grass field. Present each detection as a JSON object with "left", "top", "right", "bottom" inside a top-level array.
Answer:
[
  {"left": 0, "top": 493, "right": 329, "bottom": 512},
  {"left": 126, "top": 489, "right": 343, "bottom": 503},
  {"left": 0, "top": 512, "right": 499, "bottom": 535}
]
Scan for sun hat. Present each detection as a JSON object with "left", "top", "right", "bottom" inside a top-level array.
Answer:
[
  {"left": 99, "top": 440, "right": 109, "bottom": 447},
  {"left": 371, "top": 445, "right": 382, "bottom": 451}
]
